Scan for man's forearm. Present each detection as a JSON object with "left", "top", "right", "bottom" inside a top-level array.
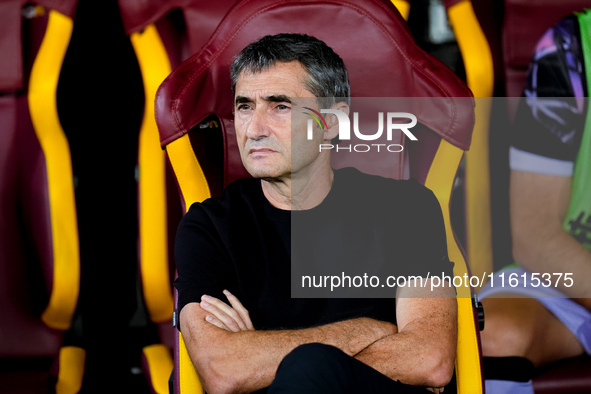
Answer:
[
  {"left": 355, "top": 330, "right": 455, "bottom": 389},
  {"left": 181, "top": 303, "right": 395, "bottom": 393},
  {"left": 355, "top": 294, "right": 457, "bottom": 389}
]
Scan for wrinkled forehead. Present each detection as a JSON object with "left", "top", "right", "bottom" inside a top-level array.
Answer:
[{"left": 234, "top": 61, "right": 315, "bottom": 100}]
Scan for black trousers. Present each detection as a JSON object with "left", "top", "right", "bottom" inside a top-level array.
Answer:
[{"left": 266, "top": 343, "right": 434, "bottom": 394}]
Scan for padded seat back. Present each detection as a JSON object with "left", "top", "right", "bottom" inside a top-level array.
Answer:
[
  {"left": 0, "top": 1, "right": 83, "bottom": 392},
  {"left": 0, "top": 0, "right": 79, "bottom": 357}
]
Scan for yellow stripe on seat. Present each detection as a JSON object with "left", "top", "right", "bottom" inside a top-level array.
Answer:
[
  {"left": 424, "top": 140, "right": 483, "bottom": 394},
  {"left": 143, "top": 344, "right": 175, "bottom": 394},
  {"left": 448, "top": 0, "right": 495, "bottom": 284},
  {"left": 55, "top": 346, "right": 86, "bottom": 394},
  {"left": 179, "top": 333, "right": 204, "bottom": 394},
  {"left": 166, "top": 134, "right": 212, "bottom": 210},
  {"left": 391, "top": 0, "right": 410, "bottom": 20},
  {"left": 169, "top": 134, "right": 211, "bottom": 393},
  {"left": 166, "top": 122, "right": 212, "bottom": 394},
  {"left": 130, "top": 24, "right": 174, "bottom": 324},
  {"left": 28, "top": 10, "right": 79, "bottom": 331},
  {"left": 155, "top": 28, "right": 212, "bottom": 393}
]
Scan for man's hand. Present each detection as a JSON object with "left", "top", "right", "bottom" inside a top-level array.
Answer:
[{"left": 200, "top": 290, "right": 254, "bottom": 332}]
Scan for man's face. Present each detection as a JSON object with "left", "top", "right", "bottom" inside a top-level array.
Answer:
[{"left": 234, "top": 61, "right": 325, "bottom": 180}]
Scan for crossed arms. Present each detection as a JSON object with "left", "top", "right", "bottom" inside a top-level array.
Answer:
[{"left": 179, "top": 281, "right": 457, "bottom": 394}]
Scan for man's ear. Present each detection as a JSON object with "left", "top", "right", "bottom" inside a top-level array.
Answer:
[{"left": 324, "top": 101, "right": 349, "bottom": 141}]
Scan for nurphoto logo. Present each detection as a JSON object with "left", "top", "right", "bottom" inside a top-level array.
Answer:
[{"left": 304, "top": 108, "right": 418, "bottom": 153}]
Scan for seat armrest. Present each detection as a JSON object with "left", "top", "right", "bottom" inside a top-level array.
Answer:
[
  {"left": 142, "top": 344, "right": 174, "bottom": 394},
  {"left": 54, "top": 346, "right": 86, "bottom": 394}
]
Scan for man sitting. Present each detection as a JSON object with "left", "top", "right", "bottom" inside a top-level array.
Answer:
[{"left": 174, "top": 33, "right": 457, "bottom": 394}]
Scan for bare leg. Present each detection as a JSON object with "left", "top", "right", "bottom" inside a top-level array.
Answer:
[{"left": 480, "top": 296, "right": 584, "bottom": 367}]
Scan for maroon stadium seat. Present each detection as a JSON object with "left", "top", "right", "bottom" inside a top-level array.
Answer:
[
  {"left": 117, "top": 1, "right": 239, "bottom": 392},
  {"left": 0, "top": 1, "right": 84, "bottom": 393}
]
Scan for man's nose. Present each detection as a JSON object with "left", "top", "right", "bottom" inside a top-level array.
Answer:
[{"left": 245, "top": 108, "right": 270, "bottom": 140}]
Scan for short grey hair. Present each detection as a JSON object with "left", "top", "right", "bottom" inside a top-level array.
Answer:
[{"left": 230, "top": 33, "right": 350, "bottom": 108}]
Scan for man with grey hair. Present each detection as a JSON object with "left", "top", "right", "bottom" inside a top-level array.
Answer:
[{"left": 174, "top": 33, "right": 456, "bottom": 394}]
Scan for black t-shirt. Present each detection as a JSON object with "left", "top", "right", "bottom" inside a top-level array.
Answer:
[{"left": 174, "top": 167, "right": 453, "bottom": 330}]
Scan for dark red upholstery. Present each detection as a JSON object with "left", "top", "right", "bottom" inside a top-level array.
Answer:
[
  {"left": 0, "top": 1, "right": 24, "bottom": 91},
  {"left": 0, "top": 95, "right": 62, "bottom": 360},
  {"left": 0, "top": 0, "right": 77, "bottom": 92},
  {"left": 442, "top": 0, "right": 463, "bottom": 8},
  {"left": 532, "top": 356, "right": 591, "bottom": 394},
  {"left": 0, "top": 0, "right": 79, "bottom": 392},
  {"left": 118, "top": 0, "right": 239, "bottom": 70}
]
